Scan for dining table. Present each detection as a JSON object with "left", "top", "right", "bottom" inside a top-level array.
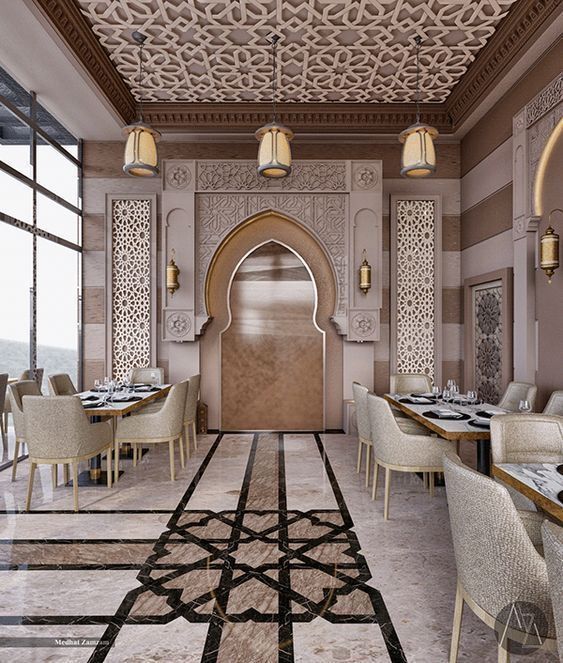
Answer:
[
  {"left": 492, "top": 463, "right": 563, "bottom": 524},
  {"left": 384, "top": 393, "right": 508, "bottom": 475},
  {"left": 78, "top": 383, "right": 171, "bottom": 484}
]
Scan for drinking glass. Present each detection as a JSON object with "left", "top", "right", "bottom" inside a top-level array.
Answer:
[
  {"left": 518, "top": 400, "right": 531, "bottom": 414},
  {"left": 107, "top": 380, "right": 115, "bottom": 402},
  {"left": 432, "top": 385, "right": 441, "bottom": 400},
  {"left": 94, "top": 379, "right": 101, "bottom": 392},
  {"left": 467, "top": 390, "right": 477, "bottom": 406},
  {"left": 442, "top": 389, "right": 451, "bottom": 403}
]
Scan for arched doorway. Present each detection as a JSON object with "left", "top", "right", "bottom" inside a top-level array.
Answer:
[
  {"left": 201, "top": 211, "right": 342, "bottom": 431},
  {"left": 221, "top": 241, "right": 323, "bottom": 430}
]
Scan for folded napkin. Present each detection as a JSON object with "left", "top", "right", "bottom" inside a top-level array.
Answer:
[
  {"left": 434, "top": 409, "right": 463, "bottom": 419},
  {"left": 411, "top": 393, "right": 434, "bottom": 399},
  {"left": 79, "top": 395, "right": 99, "bottom": 402},
  {"left": 408, "top": 396, "right": 433, "bottom": 404},
  {"left": 83, "top": 401, "right": 104, "bottom": 409}
]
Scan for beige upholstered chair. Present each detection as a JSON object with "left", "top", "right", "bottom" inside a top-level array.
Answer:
[
  {"left": 497, "top": 381, "right": 537, "bottom": 411},
  {"left": 542, "top": 521, "right": 563, "bottom": 662},
  {"left": 0, "top": 374, "right": 7, "bottom": 447},
  {"left": 48, "top": 373, "right": 77, "bottom": 396},
  {"left": 491, "top": 414, "right": 563, "bottom": 513},
  {"left": 184, "top": 374, "right": 200, "bottom": 458},
  {"left": 389, "top": 373, "right": 432, "bottom": 395},
  {"left": 444, "top": 452, "right": 557, "bottom": 663},
  {"left": 367, "top": 393, "right": 451, "bottom": 519},
  {"left": 3, "top": 368, "right": 43, "bottom": 433},
  {"left": 352, "top": 382, "right": 372, "bottom": 487},
  {"left": 8, "top": 380, "right": 42, "bottom": 481},
  {"left": 115, "top": 380, "right": 188, "bottom": 481},
  {"left": 23, "top": 395, "right": 113, "bottom": 512},
  {"left": 129, "top": 367, "right": 164, "bottom": 385},
  {"left": 543, "top": 390, "right": 563, "bottom": 416}
]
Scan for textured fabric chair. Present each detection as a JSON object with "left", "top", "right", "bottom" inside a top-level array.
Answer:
[
  {"left": 352, "top": 382, "right": 372, "bottom": 487},
  {"left": 542, "top": 521, "right": 563, "bottom": 662},
  {"left": 48, "top": 373, "right": 78, "bottom": 396},
  {"left": 115, "top": 380, "right": 188, "bottom": 481},
  {"left": 367, "top": 393, "right": 451, "bottom": 519},
  {"left": 23, "top": 395, "right": 113, "bottom": 512},
  {"left": 0, "top": 374, "right": 7, "bottom": 447},
  {"left": 444, "top": 452, "right": 557, "bottom": 662},
  {"left": 184, "top": 374, "right": 200, "bottom": 458},
  {"left": 129, "top": 367, "right": 164, "bottom": 385},
  {"left": 497, "top": 381, "right": 537, "bottom": 411},
  {"left": 8, "top": 380, "right": 42, "bottom": 481},
  {"left": 543, "top": 390, "right": 563, "bottom": 416},
  {"left": 388, "top": 373, "right": 429, "bottom": 436},
  {"left": 491, "top": 414, "right": 563, "bottom": 513},
  {"left": 3, "top": 368, "right": 43, "bottom": 433}
]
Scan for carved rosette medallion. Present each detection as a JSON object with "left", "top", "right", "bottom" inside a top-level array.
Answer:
[
  {"left": 353, "top": 165, "right": 379, "bottom": 190},
  {"left": 166, "top": 311, "right": 192, "bottom": 340},
  {"left": 351, "top": 312, "right": 376, "bottom": 338},
  {"left": 166, "top": 164, "right": 192, "bottom": 190}
]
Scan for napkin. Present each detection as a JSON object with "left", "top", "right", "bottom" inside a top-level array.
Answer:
[
  {"left": 409, "top": 396, "right": 433, "bottom": 404},
  {"left": 434, "top": 409, "right": 463, "bottom": 419},
  {"left": 411, "top": 393, "right": 435, "bottom": 399}
]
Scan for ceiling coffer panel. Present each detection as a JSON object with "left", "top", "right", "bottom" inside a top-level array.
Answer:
[{"left": 76, "top": 0, "right": 517, "bottom": 105}]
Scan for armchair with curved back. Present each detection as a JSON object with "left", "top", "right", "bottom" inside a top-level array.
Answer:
[
  {"left": 497, "top": 381, "right": 537, "bottom": 412},
  {"left": 48, "top": 373, "right": 78, "bottom": 396},
  {"left": 352, "top": 382, "right": 372, "bottom": 487},
  {"left": 444, "top": 452, "right": 556, "bottom": 662},
  {"left": 23, "top": 395, "right": 113, "bottom": 512},
  {"left": 0, "top": 374, "right": 7, "bottom": 447},
  {"left": 388, "top": 373, "right": 431, "bottom": 436},
  {"left": 3, "top": 368, "right": 43, "bottom": 432},
  {"left": 543, "top": 390, "right": 563, "bottom": 416},
  {"left": 542, "top": 521, "right": 563, "bottom": 662},
  {"left": 129, "top": 367, "right": 164, "bottom": 385},
  {"left": 8, "top": 380, "right": 42, "bottom": 481},
  {"left": 366, "top": 393, "right": 451, "bottom": 519}
]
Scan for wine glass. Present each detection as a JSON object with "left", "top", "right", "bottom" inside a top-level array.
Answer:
[
  {"left": 432, "top": 385, "right": 441, "bottom": 400},
  {"left": 442, "top": 389, "right": 451, "bottom": 404},
  {"left": 519, "top": 400, "right": 531, "bottom": 414},
  {"left": 94, "top": 379, "right": 101, "bottom": 392},
  {"left": 467, "top": 390, "right": 477, "bottom": 408}
]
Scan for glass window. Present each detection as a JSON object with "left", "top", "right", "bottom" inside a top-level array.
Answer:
[
  {"left": 36, "top": 101, "right": 78, "bottom": 158},
  {"left": 0, "top": 170, "right": 33, "bottom": 224},
  {"left": 37, "top": 193, "right": 80, "bottom": 245},
  {"left": 0, "top": 111, "right": 31, "bottom": 178},
  {"left": 36, "top": 140, "right": 79, "bottom": 206},
  {"left": 0, "top": 224, "right": 32, "bottom": 379},
  {"left": 36, "top": 239, "right": 80, "bottom": 389}
]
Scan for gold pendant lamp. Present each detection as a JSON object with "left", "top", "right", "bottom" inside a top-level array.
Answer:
[
  {"left": 256, "top": 34, "right": 293, "bottom": 178},
  {"left": 399, "top": 36, "right": 438, "bottom": 178},
  {"left": 123, "top": 31, "right": 160, "bottom": 177}
]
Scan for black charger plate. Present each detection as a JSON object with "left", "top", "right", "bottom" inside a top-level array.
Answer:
[{"left": 468, "top": 418, "right": 491, "bottom": 429}]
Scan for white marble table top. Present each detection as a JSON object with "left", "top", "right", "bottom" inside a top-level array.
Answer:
[
  {"left": 495, "top": 463, "right": 563, "bottom": 521},
  {"left": 78, "top": 384, "right": 171, "bottom": 417}
]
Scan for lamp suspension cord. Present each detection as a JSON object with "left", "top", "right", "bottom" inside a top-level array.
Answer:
[
  {"left": 271, "top": 34, "right": 279, "bottom": 123},
  {"left": 138, "top": 39, "right": 145, "bottom": 123},
  {"left": 414, "top": 35, "right": 421, "bottom": 124}
]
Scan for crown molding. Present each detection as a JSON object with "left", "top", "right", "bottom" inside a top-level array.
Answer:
[
  {"left": 30, "top": 0, "right": 136, "bottom": 124},
  {"left": 142, "top": 102, "right": 453, "bottom": 134},
  {"left": 445, "top": 0, "right": 562, "bottom": 128}
]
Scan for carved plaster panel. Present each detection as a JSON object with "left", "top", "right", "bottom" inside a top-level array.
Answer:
[{"left": 163, "top": 309, "right": 194, "bottom": 342}]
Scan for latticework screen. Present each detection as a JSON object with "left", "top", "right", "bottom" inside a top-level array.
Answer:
[{"left": 395, "top": 199, "right": 436, "bottom": 381}]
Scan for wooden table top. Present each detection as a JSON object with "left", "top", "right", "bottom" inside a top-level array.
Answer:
[
  {"left": 79, "top": 384, "right": 171, "bottom": 417},
  {"left": 383, "top": 394, "right": 507, "bottom": 442},
  {"left": 492, "top": 463, "right": 563, "bottom": 524}
]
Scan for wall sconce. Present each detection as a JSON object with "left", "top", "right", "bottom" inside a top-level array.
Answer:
[
  {"left": 540, "top": 210, "right": 561, "bottom": 283},
  {"left": 359, "top": 250, "right": 372, "bottom": 294},
  {"left": 166, "top": 249, "right": 180, "bottom": 296}
]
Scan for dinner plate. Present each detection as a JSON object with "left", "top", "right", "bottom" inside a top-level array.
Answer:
[{"left": 468, "top": 418, "right": 491, "bottom": 429}]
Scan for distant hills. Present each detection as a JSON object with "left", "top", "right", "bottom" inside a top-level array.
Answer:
[{"left": 0, "top": 338, "right": 78, "bottom": 388}]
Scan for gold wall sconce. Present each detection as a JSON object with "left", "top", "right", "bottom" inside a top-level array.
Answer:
[
  {"left": 540, "top": 211, "right": 561, "bottom": 284},
  {"left": 359, "top": 250, "right": 372, "bottom": 294},
  {"left": 166, "top": 249, "right": 180, "bottom": 296}
]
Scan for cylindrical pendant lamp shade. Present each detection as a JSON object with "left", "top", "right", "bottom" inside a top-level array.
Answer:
[
  {"left": 399, "top": 122, "right": 438, "bottom": 178},
  {"left": 255, "top": 122, "right": 293, "bottom": 178},
  {"left": 123, "top": 122, "right": 161, "bottom": 177}
]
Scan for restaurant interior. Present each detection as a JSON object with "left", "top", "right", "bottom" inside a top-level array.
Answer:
[{"left": 0, "top": 1, "right": 562, "bottom": 661}]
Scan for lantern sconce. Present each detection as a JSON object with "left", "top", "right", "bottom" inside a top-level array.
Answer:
[
  {"left": 540, "top": 209, "right": 561, "bottom": 284},
  {"left": 166, "top": 249, "right": 180, "bottom": 296},
  {"left": 359, "top": 250, "right": 372, "bottom": 294}
]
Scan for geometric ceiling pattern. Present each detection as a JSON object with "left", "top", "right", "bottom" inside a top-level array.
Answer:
[{"left": 76, "top": 0, "right": 517, "bottom": 104}]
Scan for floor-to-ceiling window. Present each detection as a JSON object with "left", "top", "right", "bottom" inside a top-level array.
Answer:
[{"left": 0, "top": 66, "right": 82, "bottom": 389}]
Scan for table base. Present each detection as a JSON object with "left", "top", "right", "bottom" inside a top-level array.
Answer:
[
  {"left": 69, "top": 469, "right": 124, "bottom": 487},
  {"left": 119, "top": 446, "right": 149, "bottom": 460},
  {"left": 476, "top": 439, "right": 491, "bottom": 475}
]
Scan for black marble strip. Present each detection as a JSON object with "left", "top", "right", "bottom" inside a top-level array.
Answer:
[
  {"left": 0, "top": 539, "right": 158, "bottom": 545},
  {"left": 200, "top": 433, "right": 259, "bottom": 663},
  {"left": 0, "top": 509, "right": 175, "bottom": 515},
  {"left": 86, "top": 433, "right": 225, "bottom": 663},
  {"left": 278, "top": 432, "right": 294, "bottom": 663}
]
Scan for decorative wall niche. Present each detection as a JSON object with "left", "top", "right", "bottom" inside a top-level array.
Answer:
[
  {"left": 106, "top": 195, "right": 157, "bottom": 379},
  {"left": 161, "top": 159, "right": 383, "bottom": 343},
  {"left": 390, "top": 196, "right": 442, "bottom": 383}
]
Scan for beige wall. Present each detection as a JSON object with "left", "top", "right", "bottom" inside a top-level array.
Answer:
[{"left": 82, "top": 140, "right": 462, "bottom": 422}]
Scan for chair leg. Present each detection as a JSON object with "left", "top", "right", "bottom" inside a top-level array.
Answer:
[
  {"left": 497, "top": 645, "right": 509, "bottom": 663},
  {"left": 192, "top": 421, "right": 197, "bottom": 451},
  {"left": 0, "top": 412, "right": 6, "bottom": 448},
  {"left": 356, "top": 439, "right": 362, "bottom": 473},
  {"left": 365, "top": 444, "right": 371, "bottom": 487},
  {"left": 51, "top": 464, "right": 58, "bottom": 489},
  {"left": 63, "top": 464, "right": 69, "bottom": 485},
  {"left": 11, "top": 439, "right": 20, "bottom": 481},
  {"left": 132, "top": 443, "right": 138, "bottom": 467},
  {"left": 184, "top": 425, "right": 190, "bottom": 460},
  {"left": 429, "top": 472, "right": 435, "bottom": 497},
  {"left": 383, "top": 467, "right": 392, "bottom": 520},
  {"left": 72, "top": 462, "right": 79, "bottom": 512},
  {"left": 423, "top": 472, "right": 429, "bottom": 489},
  {"left": 106, "top": 446, "right": 112, "bottom": 488},
  {"left": 25, "top": 462, "right": 37, "bottom": 511},
  {"left": 179, "top": 435, "right": 185, "bottom": 469},
  {"left": 114, "top": 440, "right": 120, "bottom": 484},
  {"left": 168, "top": 439, "right": 175, "bottom": 481},
  {"left": 371, "top": 462, "right": 379, "bottom": 500},
  {"left": 449, "top": 582, "right": 464, "bottom": 663}
]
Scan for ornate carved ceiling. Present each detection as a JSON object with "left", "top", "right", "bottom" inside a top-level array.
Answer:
[{"left": 30, "top": 0, "right": 561, "bottom": 132}]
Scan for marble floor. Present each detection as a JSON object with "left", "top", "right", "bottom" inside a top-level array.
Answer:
[{"left": 0, "top": 427, "right": 558, "bottom": 662}]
